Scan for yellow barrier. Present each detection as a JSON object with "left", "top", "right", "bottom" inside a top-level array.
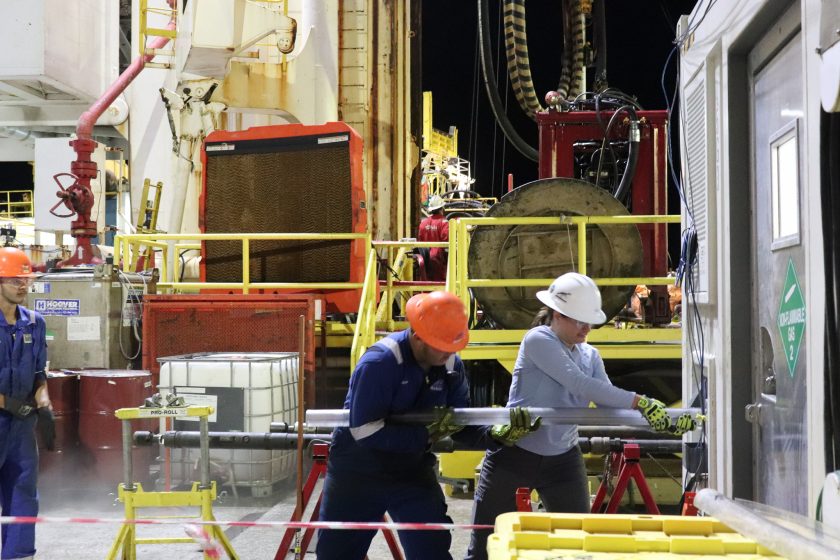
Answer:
[
  {"left": 350, "top": 249, "right": 379, "bottom": 370},
  {"left": 114, "top": 232, "right": 371, "bottom": 294},
  {"left": 449, "top": 214, "right": 681, "bottom": 313},
  {"left": 0, "top": 190, "right": 33, "bottom": 217},
  {"left": 446, "top": 214, "right": 682, "bottom": 363}
]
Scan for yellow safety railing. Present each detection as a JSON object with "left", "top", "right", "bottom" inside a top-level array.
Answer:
[
  {"left": 138, "top": 0, "right": 177, "bottom": 68},
  {"left": 372, "top": 240, "right": 448, "bottom": 331},
  {"left": 448, "top": 214, "right": 682, "bottom": 363},
  {"left": 350, "top": 249, "right": 379, "bottom": 370},
  {"left": 0, "top": 190, "right": 33, "bottom": 217},
  {"left": 113, "top": 232, "right": 371, "bottom": 293},
  {"left": 449, "top": 214, "right": 681, "bottom": 313}
]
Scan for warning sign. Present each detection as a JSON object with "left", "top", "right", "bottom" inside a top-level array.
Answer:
[{"left": 777, "top": 259, "right": 806, "bottom": 378}]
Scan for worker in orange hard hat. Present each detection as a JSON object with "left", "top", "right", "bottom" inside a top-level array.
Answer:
[
  {"left": 318, "top": 291, "right": 489, "bottom": 559},
  {"left": 0, "top": 247, "right": 52, "bottom": 560}
]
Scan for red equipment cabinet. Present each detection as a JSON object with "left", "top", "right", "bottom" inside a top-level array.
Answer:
[
  {"left": 536, "top": 110, "right": 669, "bottom": 277},
  {"left": 199, "top": 122, "right": 367, "bottom": 313},
  {"left": 141, "top": 294, "right": 319, "bottom": 407}
]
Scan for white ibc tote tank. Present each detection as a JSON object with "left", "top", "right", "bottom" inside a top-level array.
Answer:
[{"left": 158, "top": 352, "right": 299, "bottom": 497}]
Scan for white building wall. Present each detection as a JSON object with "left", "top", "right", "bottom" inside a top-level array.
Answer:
[{"left": 681, "top": 0, "right": 827, "bottom": 512}]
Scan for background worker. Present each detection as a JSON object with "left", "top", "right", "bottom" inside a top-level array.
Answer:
[
  {"left": 0, "top": 247, "right": 53, "bottom": 560},
  {"left": 465, "top": 272, "right": 695, "bottom": 560},
  {"left": 317, "top": 291, "right": 472, "bottom": 559},
  {"left": 417, "top": 195, "right": 449, "bottom": 281}
]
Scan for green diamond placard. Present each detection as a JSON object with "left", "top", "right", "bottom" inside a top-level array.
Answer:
[{"left": 777, "top": 259, "right": 806, "bottom": 378}]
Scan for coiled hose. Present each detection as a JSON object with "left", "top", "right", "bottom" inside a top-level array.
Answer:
[{"left": 477, "top": 0, "right": 538, "bottom": 161}]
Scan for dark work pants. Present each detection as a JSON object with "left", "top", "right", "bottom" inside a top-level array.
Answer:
[
  {"left": 0, "top": 414, "right": 38, "bottom": 560},
  {"left": 316, "top": 464, "right": 453, "bottom": 560},
  {"left": 465, "top": 445, "right": 589, "bottom": 560}
]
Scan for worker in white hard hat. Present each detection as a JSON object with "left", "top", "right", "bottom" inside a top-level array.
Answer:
[
  {"left": 465, "top": 272, "right": 696, "bottom": 560},
  {"left": 417, "top": 195, "right": 449, "bottom": 281}
]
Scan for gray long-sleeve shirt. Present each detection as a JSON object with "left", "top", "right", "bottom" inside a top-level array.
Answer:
[{"left": 507, "top": 325, "right": 636, "bottom": 455}]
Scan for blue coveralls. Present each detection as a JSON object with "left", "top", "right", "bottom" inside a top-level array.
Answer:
[
  {"left": 0, "top": 306, "right": 47, "bottom": 560},
  {"left": 316, "top": 330, "right": 470, "bottom": 560}
]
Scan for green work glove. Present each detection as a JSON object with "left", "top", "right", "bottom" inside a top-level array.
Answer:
[
  {"left": 426, "top": 406, "right": 463, "bottom": 443},
  {"left": 637, "top": 396, "right": 672, "bottom": 433},
  {"left": 668, "top": 412, "right": 697, "bottom": 436},
  {"left": 490, "top": 407, "right": 542, "bottom": 446}
]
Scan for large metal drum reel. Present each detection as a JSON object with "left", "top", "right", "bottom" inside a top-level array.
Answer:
[{"left": 467, "top": 177, "right": 644, "bottom": 329}]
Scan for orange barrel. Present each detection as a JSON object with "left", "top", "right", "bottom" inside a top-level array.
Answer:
[
  {"left": 38, "top": 371, "right": 80, "bottom": 475},
  {"left": 76, "top": 370, "right": 155, "bottom": 487}
]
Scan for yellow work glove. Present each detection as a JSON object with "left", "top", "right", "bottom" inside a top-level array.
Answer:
[
  {"left": 667, "top": 412, "right": 697, "bottom": 436},
  {"left": 490, "top": 406, "right": 542, "bottom": 446},
  {"left": 426, "top": 406, "right": 463, "bottom": 443},
  {"left": 637, "top": 396, "right": 672, "bottom": 433}
]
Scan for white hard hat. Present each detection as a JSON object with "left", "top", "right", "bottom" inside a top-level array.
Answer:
[
  {"left": 536, "top": 272, "right": 607, "bottom": 325},
  {"left": 427, "top": 195, "right": 445, "bottom": 211}
]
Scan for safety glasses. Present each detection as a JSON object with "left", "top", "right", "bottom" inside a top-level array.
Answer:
[
  {"left": 1, "top": 277, "right": 33, "bottom": 288},
  {"left": 561, "top": 314, "right": 592, "bottom": 329}
]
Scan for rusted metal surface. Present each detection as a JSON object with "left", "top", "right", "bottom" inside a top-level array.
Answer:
[{"left": 468, "top": 177, "right": 643, "bottom": 329}]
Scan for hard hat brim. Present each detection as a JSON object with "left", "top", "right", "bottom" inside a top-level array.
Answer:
[{"left": 536, "top": 290, "right": 607, "bottom": 325}]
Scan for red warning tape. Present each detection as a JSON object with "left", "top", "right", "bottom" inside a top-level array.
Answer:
[{"left": 0, "top": 516, "right": 493, "bottom": 531}]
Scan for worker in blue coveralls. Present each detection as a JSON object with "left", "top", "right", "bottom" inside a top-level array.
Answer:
[
  {"left": 317, "top": 291, "right": 491, "bottom": 560},
  {"left": 465, "top": 272, "right": 696, "bottom": 560},
  {"left": 0, "top": 247, "right": 54, "bottom": 560}
]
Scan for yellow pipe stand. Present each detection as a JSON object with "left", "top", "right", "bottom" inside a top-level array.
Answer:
[{"left": 107, "top": 405, "right": 238, "bottom": 560}]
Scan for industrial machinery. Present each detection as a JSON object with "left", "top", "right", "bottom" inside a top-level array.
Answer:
[
  {"left": 27, "top": 265, "right": 155, "bottom": 370},
  {"left": 200, "top": 122, "right": 366, "bottom": 313}
]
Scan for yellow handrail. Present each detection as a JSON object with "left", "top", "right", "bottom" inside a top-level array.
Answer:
[
  {"left": 450, "top": 214, "right": 681, "bottom": 312},
  {"left": 0, "top": 190, "right": 33, "bottom": 218},
  {"left": 350, "top": 249, "right": 379, "bottom": 370},
  {"left": 113, "top": 232, "right": 371, "bottom": 294}
]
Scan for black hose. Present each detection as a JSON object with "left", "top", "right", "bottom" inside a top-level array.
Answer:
[
  {"left": 477, "top": 0, "right": 538, "bottom": 161},
  {"left": 821, "top": 109, "right": 840, "bottom": 471},
  {"left": 592, "top": 0, "right": 607, "bottom": 87},
  {"left": 613, "top": 119, "right": 640, "bottom": 203},
  {"left": 503, "top": 0, "right": 544, "bottom": 118},
  {"left": 592, "top": 104, "right": 636, "bottom": 195}
]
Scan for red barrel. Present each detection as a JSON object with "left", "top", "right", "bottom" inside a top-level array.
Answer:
[
  {"left": 76, "top": 370, "right": 155, "bottom": 487},
  {"left": 38, "top": 371, "right": 80, "bottom": 476}
]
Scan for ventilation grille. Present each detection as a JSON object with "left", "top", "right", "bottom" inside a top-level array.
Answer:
[
  {"left": 203, "top": 136, "right": 353, "bottom": 283},
  {"left": 684, "top": 71, "right": 709, "bottom": 301}
]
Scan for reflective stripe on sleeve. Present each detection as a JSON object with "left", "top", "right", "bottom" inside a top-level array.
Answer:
[{"left": 350, "top": 419, "right": 385, "bottom": 440}]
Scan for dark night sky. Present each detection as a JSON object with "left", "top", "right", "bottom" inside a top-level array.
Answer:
[{"left": 421, "top": 0, "right": 698, "bottom": 201}]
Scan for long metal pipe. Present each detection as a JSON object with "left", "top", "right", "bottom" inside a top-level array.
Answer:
[
  {"left": 268, "top": 421, "right": 675, "bottom": 440},
  {"left": 135, "top": 431, "right": 329, "bottom": 450},
  {"left": 64, "top": 0, "right": 178, "bottom": 266},
  {"left": 306, "top": 407, "right": 700, "bottom": 428},
  {"left": 77, "top": 0, "right": 176, "bottom": 140},
  {"left": 135, "top": 430, "right": 680, "bottom": 455},
  {"left": 695, "top": 489, "right": 840, "bottom": 559}
]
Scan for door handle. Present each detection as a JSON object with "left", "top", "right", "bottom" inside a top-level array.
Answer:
[
  {"left": 763, "top": 368, "right": 777, "bottom": 395},
  {"left": 745, "top": 403, "right": 762, "bottom": 423}
]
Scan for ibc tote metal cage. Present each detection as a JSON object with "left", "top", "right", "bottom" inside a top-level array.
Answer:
[{"left": 158, "top": 352, "right": 300, "bottom": 498}]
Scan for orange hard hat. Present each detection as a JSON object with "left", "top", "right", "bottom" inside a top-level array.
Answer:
[
  {"left": 0, "top": 247, "right": 36, "bottom": 278},
  {"left": 406, "top": 291, "right": 469, "bottom": 353}
]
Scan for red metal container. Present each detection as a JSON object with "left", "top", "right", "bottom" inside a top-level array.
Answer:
[
  {"left": 38, "top": 371, "right": 80, "bottom": 475},
  {"left": 76, "top": 370, "right": 155, "bottom": 486},
  {"left": 536, "top": 109, "right": 669, "bottom": 277},
  {"left": 141, "top": 294, "right": 318, "bottom": 405}
]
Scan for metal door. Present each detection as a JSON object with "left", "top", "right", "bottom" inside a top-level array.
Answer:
[{"left": 746, "top": 12, "right": 807, "bottom": 513}]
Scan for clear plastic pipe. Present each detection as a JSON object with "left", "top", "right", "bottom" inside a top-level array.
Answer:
[
  {"left": 695, "top": 489, "right": 840, "bottom": 559},
  {"left": 305, "top": 407, "right": 700, "bottom": 428}
]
